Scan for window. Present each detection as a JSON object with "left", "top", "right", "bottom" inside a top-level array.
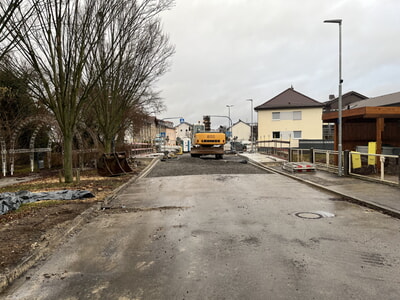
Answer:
[
  {"left": 272, "top": 131, "right": 280, "bottom": 139},
  {"left": 272, "top": 112, "right": 280, "bottom": 120},
  {"left": 293, "top": 111, "right": 302, "bottom": 120},
  {"left": 273, "top": 111, "right": 301, "bottom": 120},
  {"left": 293, "top": 131, "right": 302, "bottom": 139}
]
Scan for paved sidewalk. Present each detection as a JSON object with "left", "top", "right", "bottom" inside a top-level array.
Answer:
[
  {"left": 0, "top": 174, "right": 40, "bottom": 188},
  {"left": 241, "top": 152, "right": 400, "bottom": 218}
]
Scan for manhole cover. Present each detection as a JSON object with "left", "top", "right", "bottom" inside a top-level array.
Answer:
[
  {"left": 295, "top": 212, "right": 323, "bottom": 219},
  {"left": 294, "top": 211, "right": 335, "bottom": 219}
]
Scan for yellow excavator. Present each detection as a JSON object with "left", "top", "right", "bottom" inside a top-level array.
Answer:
[{"left": 190, "top": 116, "right": 226, "bottom": 159}]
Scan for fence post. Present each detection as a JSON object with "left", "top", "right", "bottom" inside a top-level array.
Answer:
[
  {"left": 75, "top": 169, "right": 80, "bottom": 184},
  {"left": 380, "top": 156, "right": 385, "bottom": 181},
  {"left": 398, "top": 155, "right": 400, "bottom": 186},
  {"left": 59, "top": 170, "right": 63, "bottom": 183},
  {"left": 343, "top": 150, "right": 350, "bottom": 176},
  {"left": 310, "top": 148, "right": 314, "bottom": 163}
]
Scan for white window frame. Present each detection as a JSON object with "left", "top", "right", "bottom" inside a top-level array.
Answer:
[
  {"left": 293, "top": 111, "right": 302, "bottom": 120},
  {"left": 272, "top": 112, "right": 280, "bottom": 120},
  {"left": 293, "top": 131, "right": 302, "bottom": 139}
]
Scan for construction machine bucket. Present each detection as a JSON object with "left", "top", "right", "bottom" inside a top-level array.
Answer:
[{"left": 97, "top": 152, "right": 134, "bottom": 176}]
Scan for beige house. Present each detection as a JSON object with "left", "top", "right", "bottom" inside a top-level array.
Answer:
[
  {"left": 158, "top": 120, "right": 176, "bottom": 146},
  {"left": 125, "top": 117, "right": 176, "bottom": 146},
  {"left": 255, "top": 87, "right": 323, "bottom": 147},
  {"left": 125, "top": 116, "right": 158, "bottom": 143},
  {"left": 231, "top": 120, "right": 251, "bottom": 142}
]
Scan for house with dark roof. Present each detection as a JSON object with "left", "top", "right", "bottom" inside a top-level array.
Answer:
[
  {"left": 322, "top": 91, "right": 400, "bottom": 155},
  {"left": 323, "top": 91, "right": 369, "bottom": 112},
  {"left": 322, "top": 91, "right": 369, "bottom": 140},
  {"left": 349, "top": 91, "right": 400, "bottom": 109},
  {"left": 254, "top": 87, "right": 324, "bottom": 147},
  {"left": 230, "top": 119, "right": 251, "bottom": 142}
]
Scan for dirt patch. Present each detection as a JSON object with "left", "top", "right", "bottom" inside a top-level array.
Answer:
[{"left": 0, "top": 166, "right": 144, "bottom": 276}]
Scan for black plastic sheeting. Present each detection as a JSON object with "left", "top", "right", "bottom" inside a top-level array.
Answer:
[{"left": 0, "top": 190, "right": 95, "bottom": 215}]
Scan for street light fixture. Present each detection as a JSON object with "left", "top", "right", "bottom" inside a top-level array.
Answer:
[
  {"left": 246, "top": 99, "right": 254, "bottom": 152},
  {"left": 324, "top": 18, "right": 343, "bottom": 176},
  {"left": 226, "top": 105, "right": 234, "bottom": 130}
]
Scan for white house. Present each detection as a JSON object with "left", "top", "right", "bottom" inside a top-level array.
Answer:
[
  {"left": 231, "top": 120, "right": 251, "bottom": 142},
  {"left": 175, "top": 122, "right": 192, "bottom": 152}
]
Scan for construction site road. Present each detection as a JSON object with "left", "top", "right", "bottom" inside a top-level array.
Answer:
[{"left": 3, "top": 154, "right": 400, "bottom": 299}]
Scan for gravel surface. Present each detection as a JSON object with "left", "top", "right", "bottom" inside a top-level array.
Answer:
[{"left": 147, "top": 153, "right": 270, "bottom": 177}]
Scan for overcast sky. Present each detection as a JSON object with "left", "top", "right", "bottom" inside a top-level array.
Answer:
[{"left": 156, "top": 0, "right": 400, "bottom": 127}]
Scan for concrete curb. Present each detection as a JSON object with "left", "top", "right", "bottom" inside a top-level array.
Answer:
[
  {"left": 0, "top": 157, "right": 161, "bottom": 294},
  {"left": 245, "top": 158, "right": 400, "bottom": 219}
]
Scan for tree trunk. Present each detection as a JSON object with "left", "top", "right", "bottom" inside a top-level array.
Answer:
[
  {"left": 104, "top": 138, "right": 113, "bottom": 154},
  {"left": 63, "top": 131, "right": 74, "bottom": 183}
]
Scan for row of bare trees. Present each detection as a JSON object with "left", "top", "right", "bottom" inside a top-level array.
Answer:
[{"left": 0, "top": 0, "right": 174, "bottom": 182}]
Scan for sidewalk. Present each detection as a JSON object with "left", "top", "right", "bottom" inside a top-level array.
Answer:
[
  {"left": 0, "top": 174, "right": 40, "bottom": 188},
  {"left": 241, "top": 152, "right": 400, "bottom": 218}
]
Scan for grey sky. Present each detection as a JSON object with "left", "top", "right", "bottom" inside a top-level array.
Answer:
[{"left": 156, "top": 0, "right": 400, "bottom": 127}]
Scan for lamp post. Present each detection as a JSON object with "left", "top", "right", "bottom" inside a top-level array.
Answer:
[
  {"left": 324, "top": 19, "right": 343, "bottom": 176},
  {"left": 246, "top": 99, "right": 254, "bottom": 152},
  {"left": 226, "top": 105, "right": 234, "bottom": 131}
]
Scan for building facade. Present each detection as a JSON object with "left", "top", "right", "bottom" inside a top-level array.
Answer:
[
  {"left": 231, "top": 120, "right": 251, "bottom": 142},
  {"left": 255, "top": 87, "right": 324, "bottom": 147}
]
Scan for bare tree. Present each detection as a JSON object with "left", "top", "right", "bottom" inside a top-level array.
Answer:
[
  {"left": 0, "top": 0, "right": 23, "bottom": 59},
  {"left": 3, "top": 0, "right": 121, "bottom": 182},
  {"left": 0, "top": 61, "right": 39, "bottom": 147},
  {"left": 88, "top": 0, "right": 174, "bottom": 153}
]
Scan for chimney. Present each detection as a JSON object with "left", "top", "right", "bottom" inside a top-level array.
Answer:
[{"left": 329, "top": 94, "right": 335, "bottom": 100}]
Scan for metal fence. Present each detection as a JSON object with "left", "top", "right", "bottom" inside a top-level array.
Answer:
[
  {"left": 128, "top": 142, "right": 155, "bottom": 157},
  {"left": 289, "top": 148, "right": 311, "bottom": 163},
  {"left": 348, "top": 151, "right": 399, "bottom": 185},
  {"left": 284, "top": 147, "right": 399, "bottom": 186},
  {"left": 312, "top": 149, "right": 343, "bottom": 173},
  {"left": 256, "top": 140, "right": 291, "bottom": 160}
]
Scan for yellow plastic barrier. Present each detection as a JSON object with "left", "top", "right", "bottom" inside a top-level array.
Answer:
[
  {"left": 368, "top": 141, "right": 376, "bottom": 165},
  {"left": 351, "top": 152, "right": 362, "bottom": 169}
]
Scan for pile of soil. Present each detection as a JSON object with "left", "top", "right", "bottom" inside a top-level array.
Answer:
[{"left": 0, "top": 167, "right": 142, "bottom": 276}]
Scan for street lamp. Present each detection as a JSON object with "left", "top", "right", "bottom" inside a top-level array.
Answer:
[
  {"left": 226, "top": 105, "right": 234, "bottom": 130},
  {"left": 246, "top": 99, "right": 254, "bottom": 152},
  {"left": 324, "top": 18, "right": 343, "bottom": 176}
]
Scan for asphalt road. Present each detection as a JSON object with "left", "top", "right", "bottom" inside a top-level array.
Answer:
[{"left": 3, "top": 154, "right": 400, "bottom": 299}]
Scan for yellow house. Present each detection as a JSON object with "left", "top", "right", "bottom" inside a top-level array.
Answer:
[{"left": 255, "top": 87, "right": 323, "bottom": 147}]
